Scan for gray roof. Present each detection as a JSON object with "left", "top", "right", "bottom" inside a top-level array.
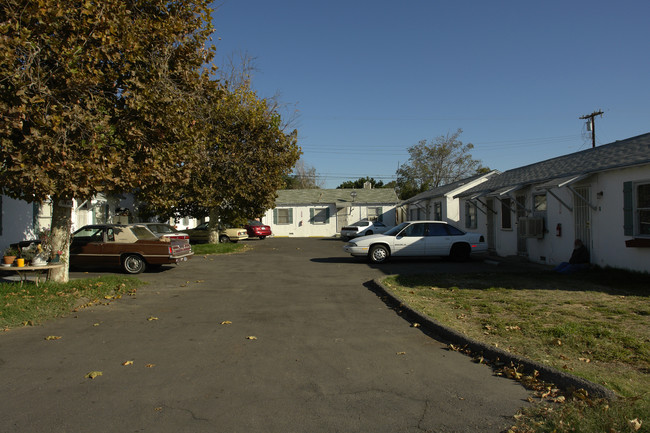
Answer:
[
  {"left": 276, "top": 188, "right": 399, "bottom": 206},
  {"left": 399, "top": 171, "right": 499, "bottom": 206},
  {"left": 457, "top": 132, "right": 650, "bottom": 198}
]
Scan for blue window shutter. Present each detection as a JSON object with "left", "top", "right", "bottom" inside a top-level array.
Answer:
[
  {"left": 378, "top": 207, "right": 383, "bottom": 222},
  {"left": 326, "top": 207, "right": 330, "bottom": 224},
  {"left": 288, "top": 208, "right": 293, "bottom": 224},
  {"left": 309, "top": 208, "right": 314, "bottom": 224},
  {"left": 273, "top": 208, "right": 278, "bottom": 225},
  {"left": 623, "top": 182, "right": 633, "bottom": 236}
]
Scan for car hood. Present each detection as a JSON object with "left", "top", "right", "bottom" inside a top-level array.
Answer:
[{"left": 349, "top": 233, "right": 392, "bottom": 245}]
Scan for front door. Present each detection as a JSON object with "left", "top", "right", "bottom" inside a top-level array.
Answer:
[
  {"left": 486, "top": 198, "right": 496, "bottom": 251},
  {"left": 337, "top": 207, "right": 348, "bottom": 234},
  {"left": 574, "top": 187, "right": 591, "bottom": 252},
  {"left": 516, "top": 194, "right": 528, "bottom": 256}
]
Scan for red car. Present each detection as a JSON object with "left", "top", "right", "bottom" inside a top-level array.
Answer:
[{"left": 245, "top": 220, "right": 272, "bottom": 240}]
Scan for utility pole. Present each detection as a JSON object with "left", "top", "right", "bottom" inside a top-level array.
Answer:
[{"left": 579, "top": 110, "right": 604, "bottom": 148}]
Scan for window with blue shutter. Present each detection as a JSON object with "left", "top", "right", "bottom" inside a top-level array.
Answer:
[
  {"left": 623, "top": 182, "right": 633, "bottom": 236},
  {"left": 274, "top": 208, "right": 293, "bottom": 224},
  {"left": 311, "top": 207, "right": 329, "bottom": 224}
]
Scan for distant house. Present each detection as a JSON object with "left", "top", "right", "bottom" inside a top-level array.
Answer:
[
  {"left": 265, "top": 188, "right": 400, "bottom": 237},
  {"left": 398, "top": 171, "right": 499, "bottom": 225},
  {"left": 0, "top": 195, "right": 38, "bottom": 252},
  {"left": 455, "top": 133, "right": 650, "bottom": 273},
  {"left": 0, "top": 193, "right": 140, "bottom": 253}
]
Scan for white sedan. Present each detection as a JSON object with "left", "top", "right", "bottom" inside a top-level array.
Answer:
[
  {"left": 340, "top": 220, "right": 391, "bottom": 241},
  {"left": 343, "top": 221, "right": 487, "bottom": 263}
]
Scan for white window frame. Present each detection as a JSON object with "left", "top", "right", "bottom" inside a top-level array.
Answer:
[
  {"left": 311, "top": 207, "right": 329, "bottom": 225},
  {"left": 501, "top": 198, "right": 512, "bottom": 230},
  {"left": 465, "top": 201, "right": 477, "bottom": 229},
  {"left": 433, "top": 201, "right": 442, "bottom": 221},
  {"left": 277, "top": 208, "right": 292, "bottom": 225},
  {"left": 367, "top": 207, "right": 382, "bottom": 222}
]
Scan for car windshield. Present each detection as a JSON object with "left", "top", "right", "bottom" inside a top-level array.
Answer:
[
  {"left": 383, "top": 222, "right": 410, "bottom": 236},
  {"left": 351, "top": 221, "right": 370, "bottom": 227},
  {"left": 248, "top": 220, "right": 263, "bottom": 226}
]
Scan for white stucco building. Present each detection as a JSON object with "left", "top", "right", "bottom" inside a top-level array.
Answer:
[
  {"left": 265, "top": 188, "right": 400, "bottom": 237},
  {"left": 456, "top": 133, "right": 650, "bottom": 273}
]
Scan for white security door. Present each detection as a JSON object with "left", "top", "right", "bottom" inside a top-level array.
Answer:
[{"left": 574, "top": 187, "right": 591, "bottom": 250}]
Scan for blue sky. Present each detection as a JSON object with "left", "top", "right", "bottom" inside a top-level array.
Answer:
[{"left": 210, "top": 0, "right": 650, "bottom": 189}]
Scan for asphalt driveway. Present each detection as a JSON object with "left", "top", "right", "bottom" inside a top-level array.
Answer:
[{"left": 0, "top": 238, "right": 531, "bottom": 432}]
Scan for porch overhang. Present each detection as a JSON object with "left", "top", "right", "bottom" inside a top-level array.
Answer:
[{"left": 535, "top": 173, "right": 596, "bottom": 212}]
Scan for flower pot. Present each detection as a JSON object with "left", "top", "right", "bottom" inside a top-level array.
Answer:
[
  {"left": 3, "top": 255, "right": 16, "bottom": 265},
  {"left": 16, "top": 258, "right": 25, "bottom": 267}
]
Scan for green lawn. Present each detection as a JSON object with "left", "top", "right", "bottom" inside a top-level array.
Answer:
[
  {"left": 1, "top": 275, "right": 142, "bottom": 329},
  {"left": 382, "top": 269, "right": 649, "bottom": 433}
]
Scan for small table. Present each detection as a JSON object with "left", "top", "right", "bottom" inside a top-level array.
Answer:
[{"left": 2, "top": 264, "right": 64, "bottom": 286}]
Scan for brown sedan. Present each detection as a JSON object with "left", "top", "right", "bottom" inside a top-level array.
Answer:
[{"left": 70, "top": 224, "right": 193, "bottom": 274}]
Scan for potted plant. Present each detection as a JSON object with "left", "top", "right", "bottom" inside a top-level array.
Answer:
[
  {"left": 3, "top": 246, "right": 20, "bottom": 265},
  {"left": 18, "top": 243, "right": 37, "bottom": 264}
]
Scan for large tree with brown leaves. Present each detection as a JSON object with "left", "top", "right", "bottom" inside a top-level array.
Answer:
[{"left": 0, "top": 0, "right": 215, "bottom": 281}]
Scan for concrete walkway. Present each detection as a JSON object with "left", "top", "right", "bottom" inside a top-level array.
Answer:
[{"left": 0, "top": 238, "right": 531, "bottom": 432}]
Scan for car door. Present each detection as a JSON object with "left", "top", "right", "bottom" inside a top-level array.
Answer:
[
  {"left": 187, "top": 223, "right": 209, "bottom": 243},
  {"left": 424, "top": 223, "right": 454, "bottom": 256},
  {"left": 70, "top": 226, "right": 106, "bottom": 266},
  {"left": 392, "top": 222, "right": 427, "bottom": 256}
]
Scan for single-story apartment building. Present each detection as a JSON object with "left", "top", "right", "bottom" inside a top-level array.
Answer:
[
  {"left": 398, "top": 171, "right": 499, "bottom": 224},
  {"left": 455, "top": 132, "right": 650, "bottom": 273},
  {"left": 0, "top": 194, "right": 138, "bottom": 253},
  {"left": 264, "top": 188, "right": 400, "bottom": 237}
]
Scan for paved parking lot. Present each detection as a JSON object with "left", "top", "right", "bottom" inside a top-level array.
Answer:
[{"left": 1, "top": 238, "right": 531, "bottom": 432}]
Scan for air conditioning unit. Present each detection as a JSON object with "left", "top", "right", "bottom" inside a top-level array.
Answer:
[{"left": 518, "top": 217, "right": 545, "bottom": 239}]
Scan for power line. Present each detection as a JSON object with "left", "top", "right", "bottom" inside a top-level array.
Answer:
[{"left": 579, "top": 110, "right": 604, "bottom": 148}]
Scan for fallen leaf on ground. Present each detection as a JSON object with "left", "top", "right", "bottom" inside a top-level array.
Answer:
[
  {"left": 396, "top": 351, "right": 406, "bottom": 355},
  {"left": 145, "top": 364, "right": 155, "bottom": 368},
  {"left": 411, "top": 323, "right": 420, "bottom": 328},
  {"left": 246, "top": 336, "right": 257, "bottom": 340},
  {"left": 122, "top": 360, "right": 134, "bottom": 366},
  {"left": 44, "top": 336, "right": 62, "bottom": 340},
  {"left": 147, "top": 316, "right": 158, "bottom": 321},
  {"left": 629, "top": 419, "right": 642, "bottom": 431},
  {"left": 221, "top": 321, "right": 232, "bottom": 325},
  {"left": 85, "top": 371, "right": 103, "bottom": 379}
]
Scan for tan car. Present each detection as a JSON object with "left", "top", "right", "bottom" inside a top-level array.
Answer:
[
  {"left": 69, "top": 224, "right": 193, "bottom": 274},
  {"left": 185, "top": 222, "right": 249, "bottom": 244}
]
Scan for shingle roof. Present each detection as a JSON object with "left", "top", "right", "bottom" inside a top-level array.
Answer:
[
  {"left": 275, "top": 188, "right": 399, "bottom": 205},
  {"left": 457, "top": 132, "right": 650, "bottom": 198},
  {"left": 399, "top": 171, "right": 499, "bottom": 205}
]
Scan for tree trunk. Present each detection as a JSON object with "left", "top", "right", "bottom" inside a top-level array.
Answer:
[
  {"left": 208, "top": 208, "right": 220, "bottom": 244},
  {"left": 49, "top": 196, "right": 73, "bottom": 283}
]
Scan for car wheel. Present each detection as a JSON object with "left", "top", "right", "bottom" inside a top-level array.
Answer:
[
  {"left": 122, "top": 254, "right": 146, "bottom": 274},
  {"left": 369, "top": 244, "right": 390, "bottom": 264},
  {"left": 259, "top": 236, "right": 266, "bottom": 240},
  {"left": 450, "top": 243, "right": 471, "bottom": 262},
  {"left": 219, "top": 235, "right": 230, "bottom": 243}
]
